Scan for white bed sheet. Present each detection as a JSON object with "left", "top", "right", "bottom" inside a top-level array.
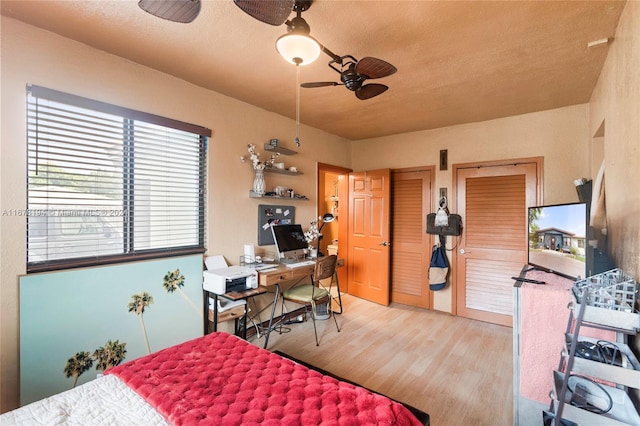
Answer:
[{"left": 0, "top": 374, "right": 168, "bottom": 425}]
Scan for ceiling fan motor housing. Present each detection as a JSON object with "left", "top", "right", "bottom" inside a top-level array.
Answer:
[
  {"left": 287, "top": 16, "right": 311, "bottom": 35},
  {"left": 293, "top": 0, "right": 313, "bottom": 13},
  {"left": 341, "top": 64, "right": 364, "bottom": 91}
]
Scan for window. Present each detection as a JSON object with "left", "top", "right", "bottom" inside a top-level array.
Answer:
[{"left": 26, "top": 85, "right": 210, "bottom": 272}]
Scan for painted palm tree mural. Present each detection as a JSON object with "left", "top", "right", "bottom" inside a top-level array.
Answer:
[
  {"left": 93, "top": 340, "right": 127, "bottom": 371},
  {"left": 63, "top": 351, "right": 94, "bottom": 388},
  {"left": 128, "top": 292, "right": 154, "bottom": 354},
  {"left": 162, "top": 269, "right": 202, "bottom": 318},
  {"left": 63, "top": 339, "right": 127, "bottom": 388},
  {"left": 20, "top": 255, "right": 203, "bottom": 406}
]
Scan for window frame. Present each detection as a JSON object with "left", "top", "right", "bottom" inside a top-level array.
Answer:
[{"left": 26, "top": 85, "right": 211, "bottom": 273}]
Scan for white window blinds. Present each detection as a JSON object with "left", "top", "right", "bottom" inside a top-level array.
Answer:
[{"left": 26, "top": 85, "right": 210, "bottom": 272}]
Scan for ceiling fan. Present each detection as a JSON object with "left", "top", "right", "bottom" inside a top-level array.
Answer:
[
  {"left": 301, "top": 53, "right": 397, "bottom": 100},
  {"left": 138, "top": 0, "right": 396, "bottom": 99},
  {"left": 136, "top": 0, "right": 296, "bottom": 25},
  {"left": 137, "top": 0, "right": 202, "bottom": 23},
  {"left": 233, "top": 0, "right": 397, "bottom": 99},
  {"left": 233, "top": 0, "right": 296, "bottom": 26}
]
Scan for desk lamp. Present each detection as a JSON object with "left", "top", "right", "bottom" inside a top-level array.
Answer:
[{"left": 316, "top": 213, "right": 335, "bottom": 257}]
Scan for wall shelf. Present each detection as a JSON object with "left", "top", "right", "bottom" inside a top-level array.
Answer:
[
  {"left": 264, "top": 168, "right": 302, "bottom": 176},
  {"left": 264, "top": 144, "right": 297, "bottom": 156},
  {"left": 249, "top": 144, "right": 303, "bottom": 199},
  {"left": 249, "top": 191, "right": 308, "bottom": 200}
]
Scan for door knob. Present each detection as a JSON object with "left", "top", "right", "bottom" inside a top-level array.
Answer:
[
  {"left": 379, "top": 241, "right": 391, "bottom": 246},
  {"left": 459, "top": 248, "right": 468, "bottom": 254}
]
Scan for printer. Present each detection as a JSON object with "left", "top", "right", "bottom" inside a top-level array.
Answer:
[{"left": 203, "top": 266, "right": 258, "bottom": 295}]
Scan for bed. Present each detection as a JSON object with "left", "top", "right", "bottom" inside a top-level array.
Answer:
[{"left": 2, "top": 331, "right": 429, "bottom": 425}]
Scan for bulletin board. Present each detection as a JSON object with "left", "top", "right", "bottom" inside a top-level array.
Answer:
[{"left": 258, "top": 204, "right": 295, "bottom": 246}]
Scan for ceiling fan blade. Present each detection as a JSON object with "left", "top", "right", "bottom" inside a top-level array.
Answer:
[
  {"left": 233, "top": 0, "right": 295, "bottom": 26},
  {"left": 138, "top": 0, "right": 201, "bottom": 23},
  {"left": 301, "top": 82, "right": 341, "bottom": 88},
  {"left": 356, "top": 84, "right": 388, "bottom": 100},
  {"left": 355, "top": 57, "right": 397, "bottom": 79}
]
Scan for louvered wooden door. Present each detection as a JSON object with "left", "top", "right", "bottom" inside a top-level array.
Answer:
[
  {"left": 390, "top": 169, "right": 433, "bottom": 308},
  {"left": 455, "top": 161, "right": 540, "bottom": 326}
]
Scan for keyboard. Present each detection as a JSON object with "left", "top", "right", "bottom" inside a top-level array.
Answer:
[{"left": 285, "top": 260, "right": 315, "bottom": 268}]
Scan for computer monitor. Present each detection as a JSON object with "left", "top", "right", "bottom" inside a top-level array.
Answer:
[{"left": 271, "top": 224, "right": 308, "bottom": 262}]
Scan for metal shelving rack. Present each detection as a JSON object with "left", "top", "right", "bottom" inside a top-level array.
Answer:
[{"left": 546, "top": 269, "right": 640, "bottom": 426}]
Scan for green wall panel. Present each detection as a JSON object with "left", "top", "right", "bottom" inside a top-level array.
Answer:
[{"left": 19, "top": 254, "right": 203, "bottom": 405}]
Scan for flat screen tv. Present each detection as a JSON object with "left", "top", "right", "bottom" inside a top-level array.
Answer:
[
  {"left": 271, "top": 224, "right": 308, "bottom": 262},
  {"left": 528, "top": 202, "right": 588, "bottom": 280}
]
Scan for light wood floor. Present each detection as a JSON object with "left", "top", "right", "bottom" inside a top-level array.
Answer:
[{"left": 258, "top": 294, "right": 514, "bottom": 426}]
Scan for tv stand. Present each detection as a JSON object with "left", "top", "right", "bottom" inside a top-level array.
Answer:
[{"left": 523, "top": 264, "right": 552, "bottom": 274}]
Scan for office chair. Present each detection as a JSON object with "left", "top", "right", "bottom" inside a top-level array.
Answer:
[{"left": 281, "top": 255, "right": 341, "bottom": 346}]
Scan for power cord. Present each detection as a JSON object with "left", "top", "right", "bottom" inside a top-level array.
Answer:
[
  {"left": 568, "top": 374, "right": 613, "bottom": 414},
  {"left": 596, "top": 340, "right": 624, "bottom": 366}
]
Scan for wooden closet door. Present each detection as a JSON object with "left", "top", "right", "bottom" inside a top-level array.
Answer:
[
  {"left": 391, "top": 168, "right": 433, "bottom": 308},
  {"left": 455, "top": 160, "right": 540, "bottom": 326}
]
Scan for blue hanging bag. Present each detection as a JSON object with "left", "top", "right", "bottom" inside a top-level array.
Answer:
[{"left": 428, "top": 244, "right": 449, "bottom": 291}]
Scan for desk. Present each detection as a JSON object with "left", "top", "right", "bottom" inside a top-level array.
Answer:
[
  {"left": 257, "top": 258, "right": 343, "bottom": 286},
  {"left": 257, "top": 263, "right": 315, "bottom": 286},
  {"left": 205, "top": 260, "right": 344, "bottom": 349},
  {"left": 203, "top": 265, "right": 313, "bottom": 346},
  {"left": 204, "top": 286, "right": 267, "bottom": 338},
  {"left": 257, "top": 264, "right": 315, "bottom": 348},
  {"left": 257, "top": 259, "right": 344, "bottom": 347}
]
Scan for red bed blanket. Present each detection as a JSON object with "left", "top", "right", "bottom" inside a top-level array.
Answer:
[{"left": 106, "top": 332, "right": 423, "bottom": 426}]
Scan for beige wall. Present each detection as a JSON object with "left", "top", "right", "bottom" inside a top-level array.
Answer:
[
  {"left": 0, "top": 17, "right": 349, "bottom": 412},
  {"left": 589, "top": 2, "right": 640, "bottom": 400},
  {"left": 352, "top": 104, "right": 591, "bottom": 312},
  {"left": 589, "top": 0, "right": 640, "bottom": 280}
]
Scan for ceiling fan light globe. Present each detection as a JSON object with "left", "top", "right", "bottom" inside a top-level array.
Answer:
[{"left": 276, "top": 33, "right": 321, "bottom": 65}]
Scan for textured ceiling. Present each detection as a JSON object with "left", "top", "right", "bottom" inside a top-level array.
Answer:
[{"left": 1, "top": 0, "right": 626, "bottom": 140}]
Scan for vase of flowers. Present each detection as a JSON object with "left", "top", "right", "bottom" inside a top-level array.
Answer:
[
  {"left": 245, "top": 144, "right": 278, "bottom": 196},
  {"left": 304, "top": 217, "right": 322, "bottom": 256},
  {"left": 253, "top": 169, "right": 266, "bottom": 195}
]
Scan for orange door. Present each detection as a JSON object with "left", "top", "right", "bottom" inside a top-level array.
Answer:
[
  {"left": 390, "top": 168, "right": 433, "bottom": 308},
  {"left": 454, "top": 160, "right": 541, "bottom": 326},
  {"left": 347, "top": 169, "right": 391, "bottom": 305}
]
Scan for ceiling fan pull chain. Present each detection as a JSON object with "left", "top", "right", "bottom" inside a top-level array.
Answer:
[{"left": 295, "top": 64, "right": 301, "bottom": 146}]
